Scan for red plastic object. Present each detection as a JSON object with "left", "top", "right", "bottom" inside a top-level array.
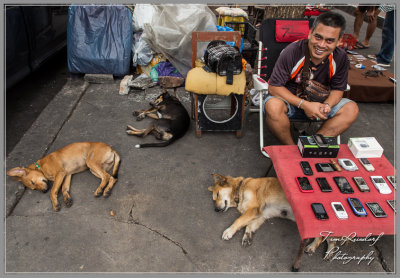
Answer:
[
  {"left": 338, "top": 34, "right": 358, "bottom": 51},
  {"left": 304, "top": 7, "right": 330, "bottom": 17}
]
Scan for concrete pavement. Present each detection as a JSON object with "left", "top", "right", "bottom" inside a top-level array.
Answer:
[
  {"left": 5, "top": 6, "right": 396, "bottom": 274},
  {"left": 5, "top": 78, "right": 395, "bottom": 273}
]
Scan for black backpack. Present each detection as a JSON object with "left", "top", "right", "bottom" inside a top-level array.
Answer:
[{"left": 203, "top": 40, "right": 242, "bottom": 85}]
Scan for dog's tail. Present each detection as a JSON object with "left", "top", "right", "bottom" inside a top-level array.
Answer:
[
  {"left": 135, "top": 138, "right": 174, "bottom": 148},
  {"left": 112, "top": 150, "right": 121, "bottom": 179}
]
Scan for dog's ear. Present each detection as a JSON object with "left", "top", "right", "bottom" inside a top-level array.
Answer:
[
  {"left": 7, "top": 167, "right": 27, "bottom": 178},
  {"left": 207, "top": 186, "right": 214, "bottom": 192},
  {"left": 212, "top": 173, "right": 226, "bottom": 183}
]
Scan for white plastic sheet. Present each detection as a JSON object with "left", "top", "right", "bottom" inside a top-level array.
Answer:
[
  {"left": 142, "top": 4, "right": 217, "bottom": 77},
  {"left": 132, "top": 4, "right": 156, "bottom": 32}
]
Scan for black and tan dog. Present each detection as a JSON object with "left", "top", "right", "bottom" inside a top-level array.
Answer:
[
  {"left": 208, "top": 174, "right": 338, "bottom": 257},
  {"left": 127, "top": 92, "right": 190, "bottom": 148},
  {"left": 7, "top": 142, "right": 120, "bottom": 211}
]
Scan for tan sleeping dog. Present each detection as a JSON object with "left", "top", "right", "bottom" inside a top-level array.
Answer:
[
  {"left": 208, "top": 174, "right": 337, "bottom": 258},
  {"left": 7, "top": 142, "right": 120, "bottom": 211}
]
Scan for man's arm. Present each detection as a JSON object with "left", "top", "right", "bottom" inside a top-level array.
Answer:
[{"left": 269, "top": 85, "right": 335, "bottom": 120}]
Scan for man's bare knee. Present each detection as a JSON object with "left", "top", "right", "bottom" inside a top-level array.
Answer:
[
  {"left": 337, "top": 101, "right": 359, "bottom": 122},
  {"left": 265, "top": 98, "right": 287, "bottom": 120}
]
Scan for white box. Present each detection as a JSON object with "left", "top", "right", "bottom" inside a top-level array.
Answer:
[{"left": 348, "top": 137, "right": 384, "bottom": 158}]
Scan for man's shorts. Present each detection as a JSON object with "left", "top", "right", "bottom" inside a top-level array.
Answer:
[{"left": 263, "top": 95, "right": 354, "bottom": 120}]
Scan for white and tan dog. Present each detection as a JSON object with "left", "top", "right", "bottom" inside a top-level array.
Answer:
[
  {"left": 7, "top": 142, "right": 120, "bottom": 211},
  {"left": 208, "top": 174, "right": 337, "bottom": 257}
]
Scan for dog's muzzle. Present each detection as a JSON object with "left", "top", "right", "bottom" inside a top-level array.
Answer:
[{"left": 42, "top": 188, "right": 49, "bottom": 193}]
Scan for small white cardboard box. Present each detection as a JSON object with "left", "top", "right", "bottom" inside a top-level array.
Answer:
[{"left": 348, "top": 137, "right": 384, "bottom": 158}]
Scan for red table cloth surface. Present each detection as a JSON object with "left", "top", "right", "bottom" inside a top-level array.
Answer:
[{"left": 264, "top": 145, "right": 396, "bottom": 240}]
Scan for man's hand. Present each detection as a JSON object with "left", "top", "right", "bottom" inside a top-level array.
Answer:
[
  {"left": 301, "top": 101, "right": 328, "bottom": 121},
  {"left": 321, "top": 103, "right": 331, "bottom": 115},
  {"left": 365, "top": 8, "right": 376, "bottom": 23}
]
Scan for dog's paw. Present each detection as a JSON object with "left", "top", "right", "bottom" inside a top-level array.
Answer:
[
  {"left": 53, "top": 203, "right": 61, "bottom": 212},
  {"left": 64, "top": 197, "right": 73, "bottom": 208},
  {"left": 103, "top": 190, "right": 111, "bottom": 198},
  {"left": 135, "top": 113, "right": 146, "bottom": 121},
  {"left": 222, "top": 227, "right": 235, "bottom": 240},
  {"left": 94, "top": 190, "right": 103, "bottom": 198},
  {"left": 304, "top": 244, "right": 316, "bottom": 255},
  {"left": 242, "top": 232, "right": 253, "bottom": 247}
]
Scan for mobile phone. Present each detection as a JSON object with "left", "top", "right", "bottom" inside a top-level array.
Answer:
[
  {"left": 311, "top": 203, "right": 329, "bottom": 220},
  {"left": 386, "top": 176, "right": 396, "bottom": 190},
  {"left": 312, "top": 134, "right": 328, "bottom": 148},
  {"left": 333, "top": 176, "right": 354, "bottom": 194},
  {"left": 353, "top": 177, "right": 370, "bottom": 192},
  {"left": 315, "top": 163, "right": 335, "bottom": 172},
  {"left": 358, "top": 158, "right": 374, "bottom": 172},
  {"left": 338, "top": 159, "right": 358, "bottom": 171},
  {"left": 370, "top": 176, "right": 392, "bottom": 194},
  {"left": 296, "top": 177, "right": 314, "bottom": 192},
  {"left": 387, "top": 200, "right": 396, "bottom": 212},
  {"left": 331, "top": 202, "right": 348, "bottom": 219},
  {"left": 316, "top": 177, "right": 332, "bottom": 192},
  {"left": 366, "top": 202, "right": 387, "bottom": 218},
  {"left": 347, "top": 198, "right": 367, "bottom": 217},
  {"left": 300, "top": 161, "right": 313, "bottom": 176}
]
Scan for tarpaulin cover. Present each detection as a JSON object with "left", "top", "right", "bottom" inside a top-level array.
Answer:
[
  {"left": 264, "top": 145, "right": 396, "bottom": 240},
  {"left": 142, "top": 4, "right": 217, "bottom": 77},
  {"left": 67, "top": 5, "right": 133, "bottom": 76}
]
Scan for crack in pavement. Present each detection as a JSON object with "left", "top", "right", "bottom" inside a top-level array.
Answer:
[{"left": 126, "top": 202, "right": 202, "bottom": 271}]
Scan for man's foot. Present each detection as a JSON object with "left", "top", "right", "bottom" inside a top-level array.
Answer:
[
  {"left": 354, "top": 41, "right": 369, "bottom": 49},
  {"left": 376, "top": 62, "right": 391, "bottom": 68}
]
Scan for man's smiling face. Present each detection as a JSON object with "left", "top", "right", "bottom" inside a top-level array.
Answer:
[{"left": 308, "top": 23, "right": 341, "bottom": 63}]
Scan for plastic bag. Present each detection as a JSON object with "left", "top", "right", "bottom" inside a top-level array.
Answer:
[
  {"left": 142, "top": 4, "right": 217, "bottom": 77},
  {"left": 132, "top": 32, "right": 154, "bottom": 66},
  {"left": 150, "top": 61, "right": 183, "bottom": 82},
  {"left": 67, "top": 5, "right": 133, "bottom": 76},
  {"left": 132, "top": 4, "right": 156, "bottom": 32}
]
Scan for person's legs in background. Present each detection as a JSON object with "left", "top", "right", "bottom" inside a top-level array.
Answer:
[
  {"left": 353, "top": 6, "right": 367, "bottom": 42},
  {"left": 353, "top": 6, "right": 380, "bottom": 48},
  {"left": 376, "top": 10, "right": 395, "bottom": 65}
]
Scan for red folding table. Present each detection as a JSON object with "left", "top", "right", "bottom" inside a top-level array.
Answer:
[{"left": 264, "top": 145, "right": 396, "bottom": 271}]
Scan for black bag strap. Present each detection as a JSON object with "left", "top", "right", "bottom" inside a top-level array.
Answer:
[
  {"left": 226, "top": 60, "right": 234, "bottom": 85},
  {"left": 301, "top": 39, "right": 311, "bottom": 85}
]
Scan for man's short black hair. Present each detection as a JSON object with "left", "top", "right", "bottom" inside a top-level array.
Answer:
[{"left": 312, "top": 11, "right": 347, "bottom": 38}]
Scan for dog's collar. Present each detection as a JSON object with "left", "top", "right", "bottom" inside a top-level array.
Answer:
[
  {"left": 34, "top": 162, "right": 40, "bottom": 170},
  {"left": 234, "top": 180, "right": 243, "bottom": 204}
]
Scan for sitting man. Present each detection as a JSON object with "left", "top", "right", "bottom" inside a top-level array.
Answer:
[{"left": 264, "top": 11, "right": 359, "bottom": 145}]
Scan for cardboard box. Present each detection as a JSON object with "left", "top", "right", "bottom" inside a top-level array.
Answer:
[
  {"left": 348, "top": 137, "right": 383, "bottom": 158},
  {"left": 297, "top": 136, "right": 340, "bottom": 158}
]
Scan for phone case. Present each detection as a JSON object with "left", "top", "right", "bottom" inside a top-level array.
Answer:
[
  {"left": 296, "top": 177, "right": 314, "bottom": 193},
  {"left": 311, "top": 203, "right": 329, "bottom": 220}
]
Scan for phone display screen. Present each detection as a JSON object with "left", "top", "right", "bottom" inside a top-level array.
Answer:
[
  {"left": 354, "top": 177, "right": 367, "bottom": 186},
  {"left": 334, "top": 204, "right": 344, "bottom": 211},
  {"left": 367, "top": 203, "right": 386, "bottom": 217},
  {"left": 373, "top": 177, "right": 385, "bottom": 184},
  {"left": 311, "top": 203, "right": 328, "bottom": 219},
  {"left": 360, "top": 158, "right": 370, "bottom": 164},
  {"left": 297, "top": 177, "right": 312, "bottom": 190},
  {"left": 344, "top": 160, "right": 352, "bottom": 166},
  {"left": 350, "top": 199, "right": 363, "bottom": 210},
  {"left": 334, "top": 177, "right": 354, "bottom": 193},
  {"left": 316, "top": 178, "right": 331, "bottom": 191},
  {"left": 313, "top": 204, "right": 325, "bottom": 213}
]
